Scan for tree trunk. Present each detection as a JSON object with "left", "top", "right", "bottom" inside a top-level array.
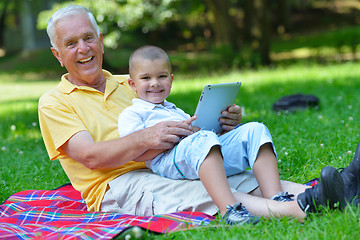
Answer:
[
  {"left": 259, "top": 0, "right": 271, "bottom": 65},
  {"left": 277, "top": 0, "right": 291, "bottom": 32},
  {"left": 20, "top": 0, "right": 36, "bottom": 51},
  {"left": 203, "top": 0, "right": 240, "bottom": 50},
  {"left": 0, "top": 0, "right": 9, "bottom": 48},
  {"left": 249, "top": 0, "right": 271, "bottom": 65},
  {"left": 243, "top": 0, "right": 254, "bottom": 42}
]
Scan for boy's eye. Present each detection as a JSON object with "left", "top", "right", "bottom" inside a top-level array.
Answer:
[{"left": 141, "top": 76, "right": 150, "bottom": 80}]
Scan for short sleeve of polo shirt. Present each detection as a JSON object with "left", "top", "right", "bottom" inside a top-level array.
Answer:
[
  {"left": 38, "top": 90, "right": 87, "bottom": 160},
  {"left": 38, "top": 72, "right": 135, "bottom": 161},
  {"left": 118, "top": 108, "right": 146, "bottom": 137}
]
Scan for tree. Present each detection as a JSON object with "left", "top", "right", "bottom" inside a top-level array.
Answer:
[
  {"left": 20, "top": 0, "right": 36, "bottom": 51},
  {"left": 202, "top": 0, "right": 240, "bottom": 50},
  {"left": 0, "top": 0, "right": 10, "bottom": 48},
  {"left": 37, "top": 0, "right": 277, "bottom": 67},
  {"left": 250, "top": 0, "right": 271, "bottom": 65}
]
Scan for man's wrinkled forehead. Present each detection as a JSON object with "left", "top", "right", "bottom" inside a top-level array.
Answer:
[{"left": 55, "top": 13, "right": 96, "bottom": 39}]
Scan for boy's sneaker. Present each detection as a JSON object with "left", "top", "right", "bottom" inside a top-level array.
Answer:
[
  {"left": 272, "top": 192, "right": 294, "bottom": 202},
  {"left": 339, "top": 141, "right": 360, "bottom": 205},
  {"left": 223, "top": 203, "right": 260, "bottom": 225},
  {"left": 297, "top": 166, "right": 345, "bottom": 213}
]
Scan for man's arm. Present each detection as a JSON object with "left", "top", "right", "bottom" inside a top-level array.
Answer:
[{"left": 61, "top": 120, "right": 194, "bottom": 169}]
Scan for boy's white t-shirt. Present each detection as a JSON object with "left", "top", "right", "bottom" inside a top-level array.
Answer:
[{"left": 118, "top": 98, "right": 190, "bottom": 137}]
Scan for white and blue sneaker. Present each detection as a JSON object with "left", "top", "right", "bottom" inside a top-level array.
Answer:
[
  {"left": 272, "top": 192, "right": 294, "bottom": 202},
  {"left": 223, "top": 203, "right": 260, "bottom": 225}
]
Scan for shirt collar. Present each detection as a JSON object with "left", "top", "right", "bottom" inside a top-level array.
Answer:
[
  {"left": 56, "top": 70, "right": 125, "bottom": 94},
  {"left": 132, "top": 98, "right": 176, "bottom": 110}
]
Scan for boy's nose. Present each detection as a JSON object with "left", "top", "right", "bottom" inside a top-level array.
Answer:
[{"left": 150, "top": 78, "right": 160, "bottom": 86}]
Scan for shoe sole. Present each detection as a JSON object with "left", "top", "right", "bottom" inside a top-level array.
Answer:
[
  {"left": 321, "top": 166, "right": 345, "bottom": 211},
  {"left": 351, "top": 142, "right": 360, "bottom": 206},
  {"left": 341, "top": 141, "right": 360, "bottom": 205},
  {"left": 351, "top": 141, "right": 360, "bottom": 205}
]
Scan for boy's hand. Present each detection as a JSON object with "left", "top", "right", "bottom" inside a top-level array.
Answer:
[
  {"left": 220, "top": 104, "right": 242, "bottom": 132},
  {"left": 184, "top": 116, "right": 200, "bottom": 132}
]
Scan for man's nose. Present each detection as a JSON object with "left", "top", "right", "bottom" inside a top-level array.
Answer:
[{"left": 78, "top": 39, "right": 89, "bottom": 53}]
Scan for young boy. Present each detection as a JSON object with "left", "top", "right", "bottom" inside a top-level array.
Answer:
[{"left": 118, "top": 45, "right": 345, "bottom": 224}]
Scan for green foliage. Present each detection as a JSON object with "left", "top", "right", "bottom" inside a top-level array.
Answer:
[
  {"left": 35, "top": 0, "right": 360, "bottom": 71},
  {"left": 272, "top": 26, "right": 360, "bottom": 55},
  {"left": 0, "top": 49, "right": 63, "bottom": 75},
  {"left": 37, "top": 0, "right": 182, "bottom": 49}
]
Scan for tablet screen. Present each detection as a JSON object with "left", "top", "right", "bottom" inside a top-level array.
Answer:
[{"left": 192, "top": 82, "right": 241, "bottom": 133}]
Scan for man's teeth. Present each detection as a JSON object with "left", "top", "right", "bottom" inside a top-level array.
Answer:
[{"left": 79, "top": 57, "right": 92, "bottom": 63}]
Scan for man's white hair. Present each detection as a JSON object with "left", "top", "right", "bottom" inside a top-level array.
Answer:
[{"left": 47, "top": 5, "right": 100, "bottom": 50}]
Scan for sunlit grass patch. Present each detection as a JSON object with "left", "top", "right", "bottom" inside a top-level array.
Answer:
[{"left": 1, "top": 61, "right": 360, "bottom": 239}]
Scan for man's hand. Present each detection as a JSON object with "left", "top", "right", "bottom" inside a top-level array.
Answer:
[
  {"left": 220, "top": 104, "right": 242, "bottom": 132},
  {"left": 131, "top": 119, "right": 195, "bottom": 162}
]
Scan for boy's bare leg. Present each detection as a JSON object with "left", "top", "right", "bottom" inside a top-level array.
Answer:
[
  {"left": 252, "top": 142, "right": 282, "bottom": 199},
  {"left": 198, "top": 146, "right": 237, "bottom": 216},
  {"left": 233, "top": 191, "right": 306, "bottom": 219}
]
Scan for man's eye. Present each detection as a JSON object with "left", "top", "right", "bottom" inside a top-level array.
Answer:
[
  {"left": 67, "top": 42, "right": 75, "bottom": 48},
  {"left": 159, "top": 75, "right": 167, "bottom": 78},
  {"left": 86, "top": 35, "right": 93, "bottom": 41}
]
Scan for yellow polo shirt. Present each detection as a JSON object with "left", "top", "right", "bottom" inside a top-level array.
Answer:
[{"left": 38, "top": 70, "right": 146, "bottom": 211}]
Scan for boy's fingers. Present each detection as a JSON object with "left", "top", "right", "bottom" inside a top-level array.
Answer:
[{"left": 184, "top": 115, "right": 197, "bottom": 125}]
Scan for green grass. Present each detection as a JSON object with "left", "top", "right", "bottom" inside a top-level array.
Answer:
[
  {"left": 1, "top": 61, "right": 360, "bottom": 239},
  {"left": 0, "top": 76, "right": 69, "bottom": 202}
]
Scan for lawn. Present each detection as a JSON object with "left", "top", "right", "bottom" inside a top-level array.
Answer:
[{"left": 1, "top": 60, "right": 360, "bottom": 239}]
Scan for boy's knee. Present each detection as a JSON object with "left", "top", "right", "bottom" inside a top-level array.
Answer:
[
  {"left": 238, "top": 122, "right": 269, "bottom": 135},
  {"left": 246, "top": 122, "right": 266, "bottom": 130},
  {"left": 237, "top": 122, "right": 272, "bottom": 144}
]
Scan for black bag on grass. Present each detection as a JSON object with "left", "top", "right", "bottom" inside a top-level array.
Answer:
[{"left": 272, "top": 93, "right": 319, "bottom": 112}]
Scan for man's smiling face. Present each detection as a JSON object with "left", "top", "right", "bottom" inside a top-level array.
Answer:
[{"left": 51, "top": 13, "right": 105, "bottom": 87}]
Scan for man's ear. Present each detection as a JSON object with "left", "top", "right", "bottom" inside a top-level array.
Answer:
[
  {"left": 51, "top": 47, "right": 64, "bottom": 67},
  {"left": 128, "top": 78, "right": 137, "bottom": 92},
  {"left": 99, "top": 33, "right": 104, "bottom": 54},
  {"left": 170, "top": 74, "right": 174, "bottom": 83}
]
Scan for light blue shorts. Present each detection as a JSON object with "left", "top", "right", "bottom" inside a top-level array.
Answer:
[{"left": 146, "top": 122, "right": 276, "bottom": 179}]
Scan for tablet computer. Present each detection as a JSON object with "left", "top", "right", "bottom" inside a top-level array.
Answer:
[{"left": 192, "top": 82, "right": 241, "bottom": 134}]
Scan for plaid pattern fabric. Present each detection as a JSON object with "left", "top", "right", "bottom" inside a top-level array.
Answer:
[
  {"left": 305, "top": 178, "right": 320, "bottom": 186},
  {"left": 0, "top": 183, "right": 213, "bottom": 239}
]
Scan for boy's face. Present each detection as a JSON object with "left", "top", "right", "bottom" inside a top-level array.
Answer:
[{"left": 129, "top": 57, "right": 173, "bottom": 105}]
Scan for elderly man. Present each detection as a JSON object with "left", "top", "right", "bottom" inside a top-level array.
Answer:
[{"left": 39, "top": 5, "right": 358, "bottom": 223}]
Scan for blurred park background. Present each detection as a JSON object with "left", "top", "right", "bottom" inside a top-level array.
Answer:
[
  {"left": 2, "top": 2, "right": 360, "bottom": 238},
  {"left": 1, "top": 0, "right": 360, "bottom": 75}
]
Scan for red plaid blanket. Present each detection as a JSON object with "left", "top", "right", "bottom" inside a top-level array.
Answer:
[{"left": 0, "top": 183, "right": 213, "bottom": 239}]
